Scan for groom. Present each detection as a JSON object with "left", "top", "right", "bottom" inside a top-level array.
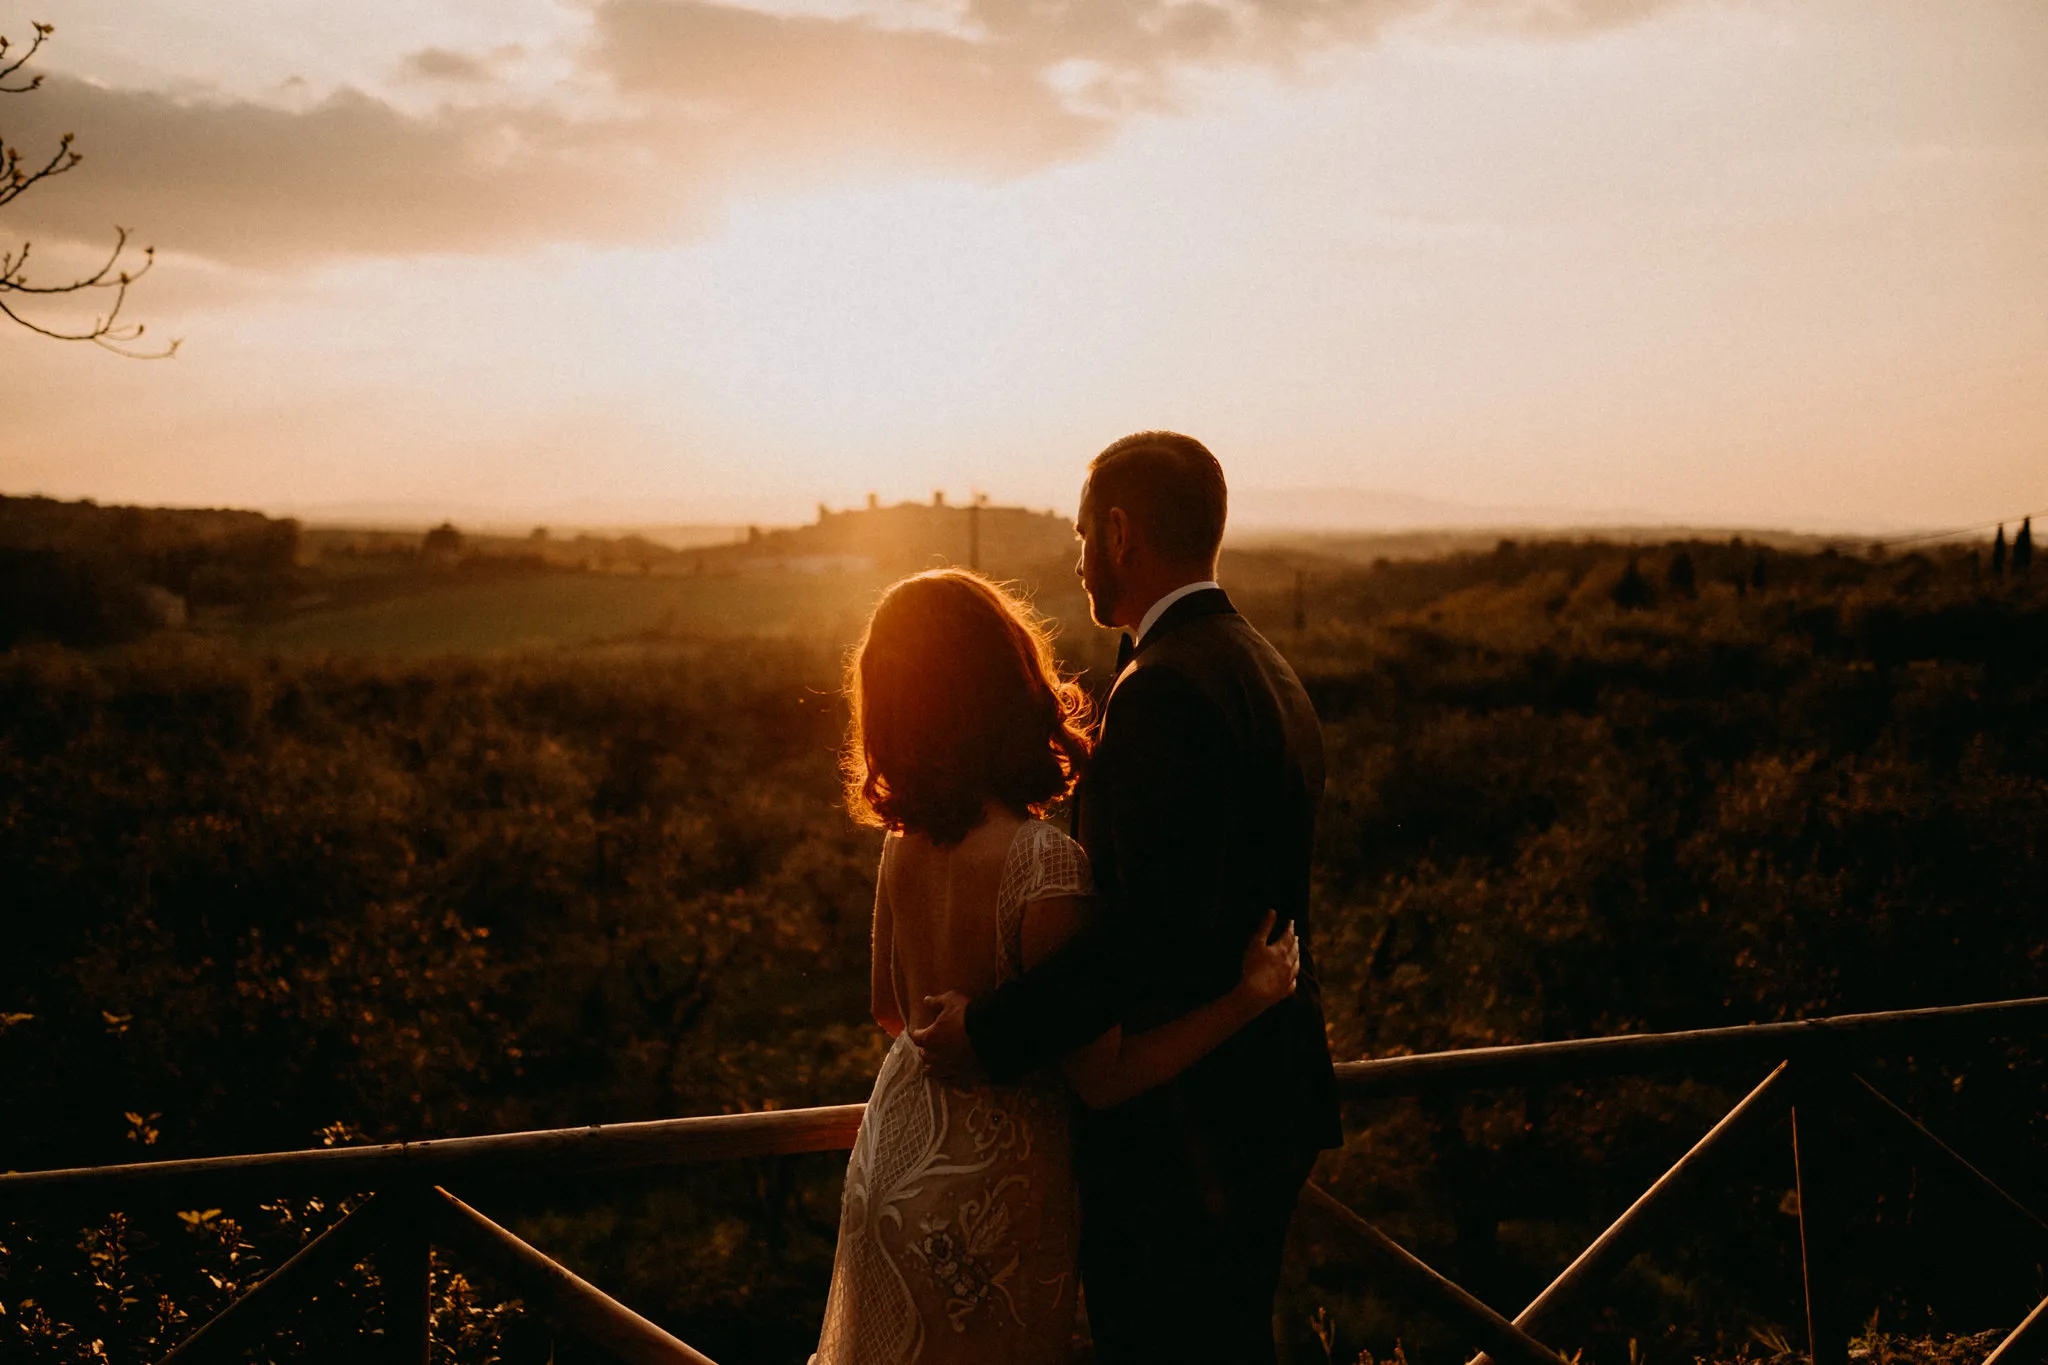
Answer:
[{"left": 914, "top": 431, "right": 1341, "bottom": 1363}]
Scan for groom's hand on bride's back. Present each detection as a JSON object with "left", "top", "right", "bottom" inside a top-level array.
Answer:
[
  {"left": 1239, "top": 910, "right": 1300, "bottom": 1010},
  {"left": 911, "top": 992, "right": 989, "bottom": 1084}
]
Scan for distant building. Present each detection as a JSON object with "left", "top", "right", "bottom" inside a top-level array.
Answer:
[
  {"left": 422, "top": 522, "right": 466, "bottom": 566},
  {"left": 701, "top": 497, "right": 1074, "bottom": 576}
]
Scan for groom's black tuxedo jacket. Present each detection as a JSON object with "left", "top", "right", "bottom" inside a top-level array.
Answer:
[{"left": 965, "top": 587, "right": 1343, "bottom": 1162}]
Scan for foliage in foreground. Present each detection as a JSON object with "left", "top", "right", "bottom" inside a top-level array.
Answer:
[{"left": 1, "top": 539, "right": 2044, "bottom": 1362}]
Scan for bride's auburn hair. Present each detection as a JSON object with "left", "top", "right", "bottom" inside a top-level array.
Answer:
[{"left": 844, "top": 569, "right": 1092, "bottom": 846}]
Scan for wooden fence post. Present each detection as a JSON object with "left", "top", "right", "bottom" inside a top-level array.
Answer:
[
  {"left": 1792, "top": 1061, "right": 1853, "bottom": 1365},
  {"left": 9, "top": 999, "right": 2033, "bottom": 1365},
  {"left": 382, "top": 1190, "right": 433, "bottom": 1365}
]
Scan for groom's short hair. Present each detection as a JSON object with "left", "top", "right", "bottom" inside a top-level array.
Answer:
[{"left": 1086, "top": 431, "right": 1227, "bottom": 568}]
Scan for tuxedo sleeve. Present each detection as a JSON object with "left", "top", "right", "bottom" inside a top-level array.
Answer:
[{"left": 964, "top": 668, "right": 1234, "bottom": 1083}]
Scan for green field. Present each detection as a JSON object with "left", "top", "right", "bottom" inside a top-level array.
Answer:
[
  {"left": 221, "top": 557, "right": 1117, "bottom": 669},
  {"left": 228, "top": 569, "right": 897, "bottom": 655}
]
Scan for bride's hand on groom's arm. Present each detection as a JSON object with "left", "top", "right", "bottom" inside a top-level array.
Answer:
[{"left": 911, "top": 991, "right": 989, "bottom": 1084}]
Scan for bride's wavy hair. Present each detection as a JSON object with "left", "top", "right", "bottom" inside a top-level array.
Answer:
[{"left": 843, "top": 569, "right": 1092, "bottom": 846}]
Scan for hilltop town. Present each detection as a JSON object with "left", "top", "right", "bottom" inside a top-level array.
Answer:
[{"left": 714, "top": 494, "right": 1074, "bottom": 574}]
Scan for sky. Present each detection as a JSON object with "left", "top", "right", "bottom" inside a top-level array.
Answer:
[{"left": 0, "top": 0, "right": 2043, "bottom": 531}]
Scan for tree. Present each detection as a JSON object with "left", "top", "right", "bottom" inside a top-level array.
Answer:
[
  {"left": 1664, "top": 549, "right": 1697, "bottom": 598},
  {"left": 1992, "top": 525, "right": 2007, "bottom": 577},
  {"left": 1, "top": 22, "right": 175, "bottom": 356},
  {"left": 1611, "top": 558, "right": 1654, "bottom": 611},
  {"left": 2015, "top": 517, "right": 2034, "bottom": 577}
]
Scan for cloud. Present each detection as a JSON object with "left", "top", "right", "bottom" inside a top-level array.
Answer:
[
  {"left": 590, "top": 1, "right": 1103, "bottom": 166},
  {"left": 0, "top": 77, "right": 697, "bottom": 266},
  {"left": 399, "top": 47, "right": 502, "bottom": 83},
  {"left": 583, "top": 0, "right": 1424, "bottom": 119},
  {"left": 0, "top": 0, "right": 1677, "bottom": 269},
  {"left": 398, "top": 43, "right": 533, "bottom": 85}
]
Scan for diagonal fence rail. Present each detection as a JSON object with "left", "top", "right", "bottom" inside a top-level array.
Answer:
[{"left": 4, "top": 996, "right": 2046, "bottom": 1364}]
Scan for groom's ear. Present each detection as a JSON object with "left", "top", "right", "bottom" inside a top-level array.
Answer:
[{"left": 1102, "top": 505, "right": 1134, "bottom": 565}]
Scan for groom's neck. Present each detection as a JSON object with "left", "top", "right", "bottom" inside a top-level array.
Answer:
[{"left": 1118, "top": 565, "right": 1219, "bottom": 633}]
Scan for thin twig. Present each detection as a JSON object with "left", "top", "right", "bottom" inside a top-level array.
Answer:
[
  {"left": 0, "top": 22, "right": 54, "bottom": 92},
  {"left": 0, "top": 25, "right": 179, "bottom": 357}
]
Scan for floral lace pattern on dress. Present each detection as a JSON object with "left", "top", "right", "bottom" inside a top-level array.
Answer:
[{"left": 812, "top": 820, "right": 1091, "bottom": 1365}]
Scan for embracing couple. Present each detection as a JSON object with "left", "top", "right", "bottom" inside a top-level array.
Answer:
[{"left": 810, "top": 432, "right": 1341, "bottom": 1365}]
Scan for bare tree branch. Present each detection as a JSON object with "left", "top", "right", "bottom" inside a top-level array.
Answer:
[
  {"left": 0, "top": 21, "right": 178, "bottom": 357},
  {"left": 0, "top": 21, "right": 54, "bottom": 92},
  {"left": 1, "top": 131, "right": 83, "bottom": 210}
]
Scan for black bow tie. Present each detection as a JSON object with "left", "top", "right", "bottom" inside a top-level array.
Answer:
[{"left": 1115, "top": 632, "right": 1135, "bottom": 673}]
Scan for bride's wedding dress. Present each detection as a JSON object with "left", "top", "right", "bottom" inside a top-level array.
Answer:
[{"left": 812, "top": 819, "right": 1088, "bottom": 1365}]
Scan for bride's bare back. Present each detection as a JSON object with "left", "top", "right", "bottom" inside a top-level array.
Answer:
[{"left": 877, "top": 809, "right": 1035, "bottom": 1035}]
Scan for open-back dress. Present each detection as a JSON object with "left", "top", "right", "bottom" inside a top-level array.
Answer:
[{"left": 811, "top": 817, "right": 1090, "bottom": 1365}]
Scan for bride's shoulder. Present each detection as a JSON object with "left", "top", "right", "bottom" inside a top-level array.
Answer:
[
  {"left": 1017, "top": 816, "right": 1083, "bottom": 855},
  {"left": 1009, "top": 817, "right": 1090, "bottom": 893},
  {"left": 877, "top": 826, "right": 922, "bottom": 880}
]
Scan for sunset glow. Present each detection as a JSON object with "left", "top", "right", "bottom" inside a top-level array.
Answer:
[
  {"left": 9, "top": 7, "right": 2048, "bottom": 1356},
  {"left": 4, "top": 0, "right": 2044, "bottom": 530}
]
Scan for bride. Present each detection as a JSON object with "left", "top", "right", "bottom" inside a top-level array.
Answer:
[{"left": 811, "top": 569, "right": 1300, "bottom": 1365}]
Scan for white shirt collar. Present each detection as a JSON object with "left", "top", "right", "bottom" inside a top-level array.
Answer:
[{"left": 1134, "top": 580, "right": 1221, "bottom": 648}]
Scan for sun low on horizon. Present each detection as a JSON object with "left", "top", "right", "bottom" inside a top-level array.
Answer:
[{"left": 1, "top": 0, "right": 2044, "bottom": 534}]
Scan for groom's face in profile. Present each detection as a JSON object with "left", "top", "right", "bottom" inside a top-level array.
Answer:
[{"left": 1074, "top": 484, "right": 1124, "bottom": 629}]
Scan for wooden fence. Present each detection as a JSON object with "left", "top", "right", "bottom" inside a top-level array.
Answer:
[{"left": 4, "top": 995, "right": 2047, "bottom": 1365}]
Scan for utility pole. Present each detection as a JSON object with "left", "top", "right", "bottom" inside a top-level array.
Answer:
[{"left": 969, "top": 492, "right": 986, "bottom": 572}]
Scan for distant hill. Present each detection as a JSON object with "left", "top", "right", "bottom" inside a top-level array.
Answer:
[
  {"left": 0, "top": 496, "right": 302, "bottom": 647},
  {"left": 0, "top": 495, "right": 294, "bottom": 559},
  {"left": 1234, "top": 525, "right": 1844, "bottom": 566},
  {"left": 1224, "top": 486, "right": 1665, "bottom": 533},
  {"left": 702, "top": 497, "right": 1075, "bottom": 575},
  {"left": 0, "top": 490, "right": 1931, "bottom": 657}
]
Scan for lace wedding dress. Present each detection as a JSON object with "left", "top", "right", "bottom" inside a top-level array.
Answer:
[{"left": 812, "top": 819, "right": 1089, "bottom": 1365}]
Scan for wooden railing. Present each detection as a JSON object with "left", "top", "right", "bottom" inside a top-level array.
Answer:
[{"left": 5, "top": 996, "right": 2047, "bottom": 1364}]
